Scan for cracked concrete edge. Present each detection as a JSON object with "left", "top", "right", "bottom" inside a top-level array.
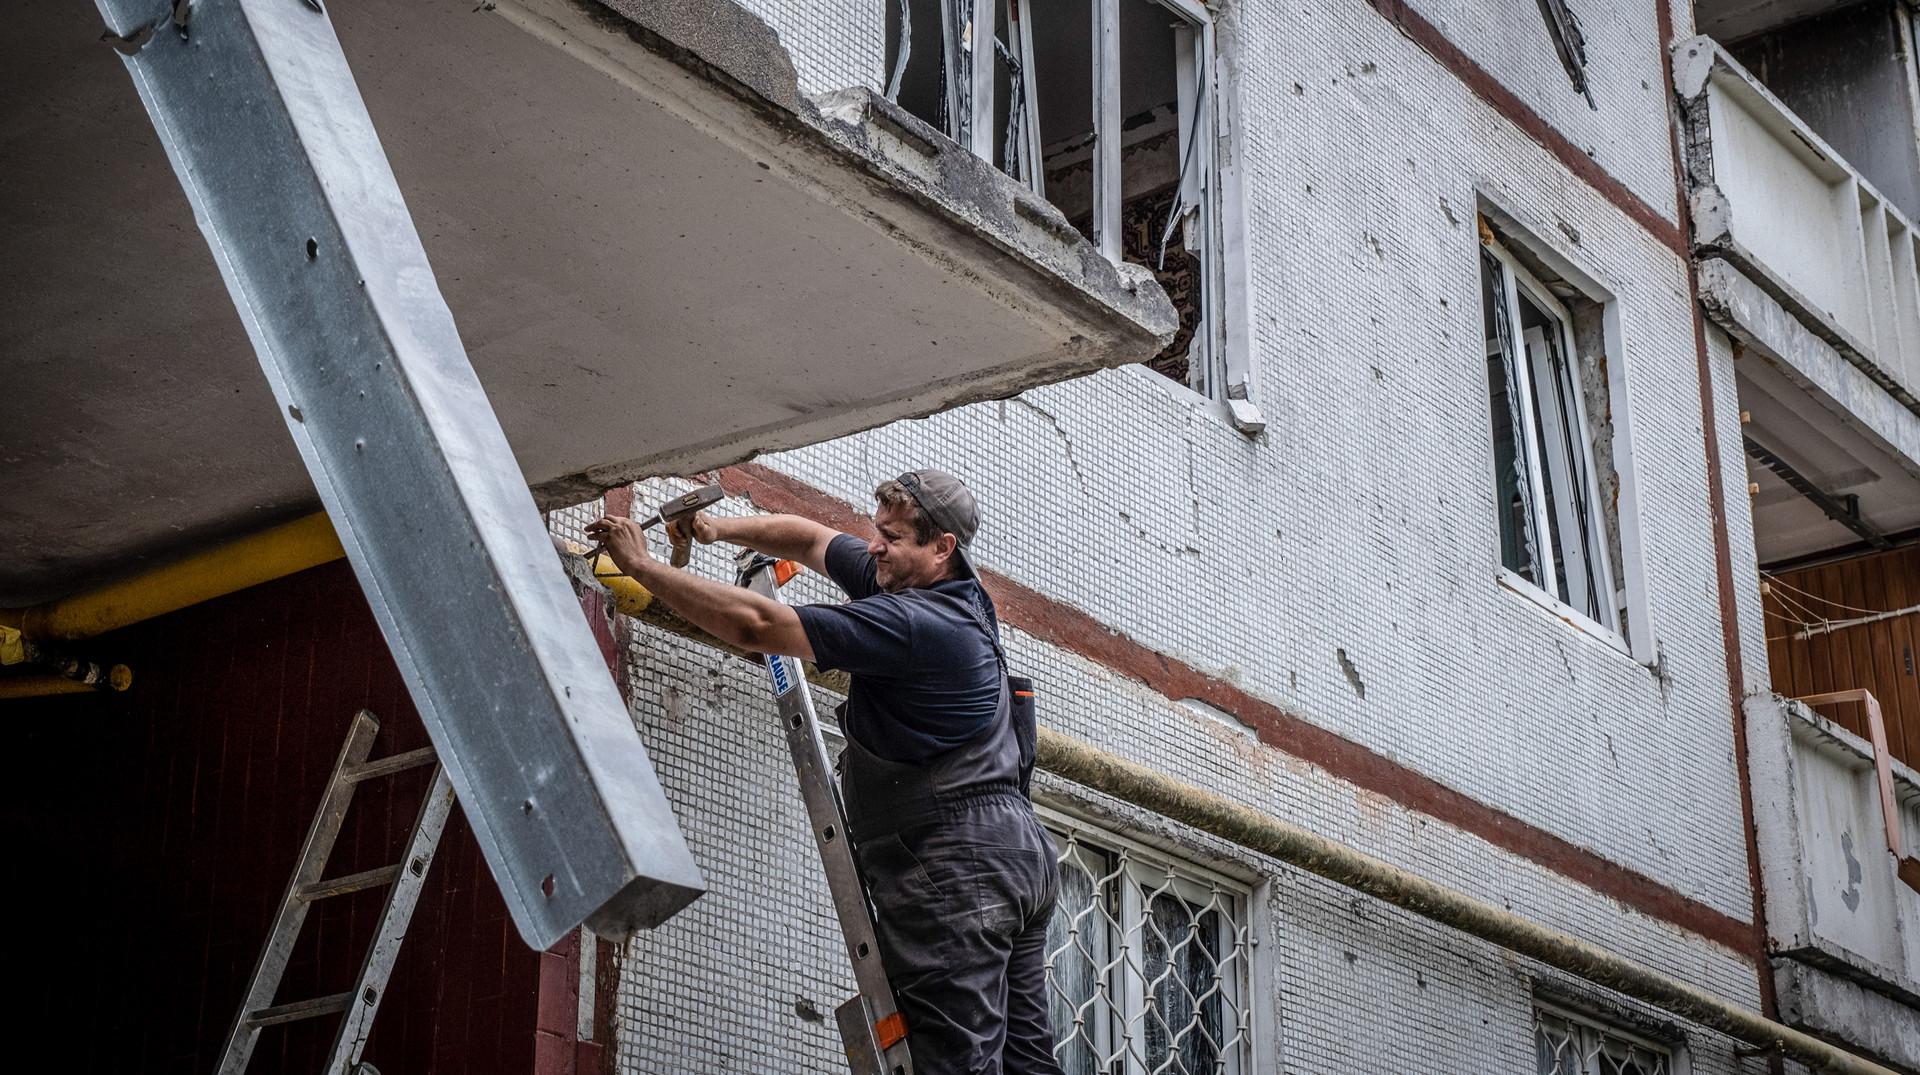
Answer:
[
  {"left": 1697, "top": 258, "right": 1920, "bottom": 479},
  {"left": 1775, "top": 959, "right": 1920, "bottom": 1072},
  {"left": 1768, "top": 697, "right": 1920, "bottom": 1011},
  {"left": 537, "top": 336, "right": 1144, "bottom": 506},
  {"left": 516, "top": 0, "right": 1176, "bottom": 502},
  {"left": 1744, "top": 692, "right": 1813, "bottom": 953},
  {"left": 1670, "top": 34, "right": 1717, "bottom": 101}
]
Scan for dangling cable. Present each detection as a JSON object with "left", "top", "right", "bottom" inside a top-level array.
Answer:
[{"left": 886, "top": 0, "right": 911, "bottom": 102}]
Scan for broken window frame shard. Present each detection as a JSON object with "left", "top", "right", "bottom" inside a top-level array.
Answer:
[
  {"left": 885, "top": 0, "right": 1262, "bottom": 424},
  {"left": 1480, "top": 234, "right": 1621, "bottom": 634},
  {"left": 887, "top": 0, "right": 912, "bottom": 100},
  {"left": 1535, "top": 0, "right": 1597, "bottom": 110},
  {"left": 1002, "top": 0, "right": 1046, "bottom": 196}
]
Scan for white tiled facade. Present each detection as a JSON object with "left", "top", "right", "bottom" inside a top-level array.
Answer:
[{"left": 562, "top": 0, "right": 1799, "bottom": 1071}]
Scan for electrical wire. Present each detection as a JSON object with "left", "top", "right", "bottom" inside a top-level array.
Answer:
[
  {"left": 1760, "top": 585, "right": 1830, "bottom": 635},
  {"left": 1761, "top": 573, "right": 1892, "bottom": 617}
]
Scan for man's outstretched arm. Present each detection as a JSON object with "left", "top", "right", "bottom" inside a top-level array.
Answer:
[
  {"left": 670, "top": 512, "right": 841, "bottom": 578},
  {"left": 589, "top": 515, "right": 815, "bottom": 660}
]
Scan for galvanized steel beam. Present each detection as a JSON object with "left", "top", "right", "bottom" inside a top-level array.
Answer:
[{"left": 93, "top": 0, "right": 702, "bottom": 947}]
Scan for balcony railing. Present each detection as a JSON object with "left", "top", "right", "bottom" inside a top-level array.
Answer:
[{"left": 1675, "top": 37, "right": 1920, "bottom": 407}]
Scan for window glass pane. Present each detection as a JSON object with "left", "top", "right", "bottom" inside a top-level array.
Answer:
[
  {"left": 1045, "top": 825, "right": 1250, "bottom": 1074},
  {"left": 1534, "top": 1010, "right": 1583, "bottom": 1074},
  {"left": 1046, "top": 845, "right": 1107, "bottom": 1075},
  {"left": 1534, "top": 1007, "right": 1673, "bottom": 1075},
  {"left": 1515, "top": 290, "right": 1607, "bottom": 623},
  {"left": 1143, "top": 890, "right": 1224, "bottom": 1074},
  {"left": 1481, "top": 252, "right": 1540, "bottom": 584}
]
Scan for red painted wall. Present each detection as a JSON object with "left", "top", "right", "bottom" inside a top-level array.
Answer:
[{"left": 5, "top": 560, "right": 581, "bottom": 1073}]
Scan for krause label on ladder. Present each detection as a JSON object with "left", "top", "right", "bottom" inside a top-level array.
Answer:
[{"left": 764, "top": 653, "right": 797, "bottom": 698}]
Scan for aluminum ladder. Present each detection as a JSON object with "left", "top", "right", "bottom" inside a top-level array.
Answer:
[
  {"left": 738, "top": 553, "right": 914, "bottom": 1075},
  {"left": 215, "top": 709, "right": 456, "bottom": 1075}
]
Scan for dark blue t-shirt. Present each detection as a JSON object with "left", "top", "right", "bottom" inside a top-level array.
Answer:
[{"left": 794, "top": 534, "right": 1002, "bottom": 763}]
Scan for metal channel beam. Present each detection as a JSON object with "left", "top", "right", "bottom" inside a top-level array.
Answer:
[
  {"left": 93, "top": 0, "right": 703, "bottom": 948},
  {"left": 1744, "top": 435, "right": 1893, "bottom": 550}
]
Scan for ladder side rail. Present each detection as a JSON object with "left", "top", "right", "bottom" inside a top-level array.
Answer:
[
  {"left": 216, "top": 710, "right": 384, "bottom": 1075},
  {"left": 742, "top": 565, "right": 913, "bottom": 1075},
  {"left": 323, "top": 765, "right": 459, "bottom": 1074}
]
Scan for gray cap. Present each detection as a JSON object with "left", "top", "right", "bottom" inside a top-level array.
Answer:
[{"left": 897, "top": 468, "right": 980, "bottom": 579}]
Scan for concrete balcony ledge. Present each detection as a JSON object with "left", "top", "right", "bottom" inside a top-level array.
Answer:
[
  {"left": 1, "top": 0, "right": 1175, "bottom": 607},
  {"left": 1673, "top": 36, "right": 1920, "bottom": 416},
  {"left": 1766, "top": 694, "right": 1920, "bottom": 987},
  {"left": 1700, "top": 258, "right": 1920, "bottom": 479},
  {"left": 1747, "top": 693, "right": 1920, "bottom": 1068}
]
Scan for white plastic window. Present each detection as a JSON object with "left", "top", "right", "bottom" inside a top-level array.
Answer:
[{"left": 1481, "top": 235, "right": 1621, "bottom": 634}]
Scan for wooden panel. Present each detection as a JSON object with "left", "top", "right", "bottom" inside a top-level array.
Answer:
[
  {"left": 3, "top": 561, "right": 544, "bottom": 1073},
  {"left": 1763, "top": 544, "right": 1920, "bottom": 767}
]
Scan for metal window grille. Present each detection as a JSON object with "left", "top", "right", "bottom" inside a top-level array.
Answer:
[
  {"left": 1534, "top": 1005, "right": 1675, "bottom": 1075},
  {"left": 1044, "top": 822, "right": 1253, "bottom": 1075}
]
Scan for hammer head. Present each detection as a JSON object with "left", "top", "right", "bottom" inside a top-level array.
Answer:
[{"left": 649, "top": 483, "right": 725, "bottom": 528}]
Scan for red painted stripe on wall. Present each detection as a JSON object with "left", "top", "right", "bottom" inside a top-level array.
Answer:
[{"left": 718, "top": 463, "right": 1753, "bottom": 954}]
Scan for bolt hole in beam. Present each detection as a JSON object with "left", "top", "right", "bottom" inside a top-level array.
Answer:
[{"left": 89, "top": 0, "right": 702, "bottom": 945}]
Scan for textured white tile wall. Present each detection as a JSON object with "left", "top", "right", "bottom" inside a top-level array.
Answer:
[
  {"left": 575, "top": 0, "right": 1780, "bottom": 1068},
  {"left": 598, "top": 594, "right": 1764, "bottom": 1072},
  {"left": 766, "top": 0, "right": 1752, "bottom": 920},
  {"left": 730, "top": 0, "right": 885, "bottom": 96},
  {"left": 1399, "top": 0, "right": 1681, "bottom": 217}
]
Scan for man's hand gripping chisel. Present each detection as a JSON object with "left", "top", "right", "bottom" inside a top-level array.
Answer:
[{"left": 589, "top": 483, "right": 724, "bottom": 573}]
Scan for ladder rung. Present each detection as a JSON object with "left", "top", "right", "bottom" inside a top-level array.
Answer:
[
  {"left": 340, "top": 747, "right": 436, "bottom": 783},
  {"left": 249, "top": 992, "right": 352, "bottom": 1027},
  {"left": 297, "top": 864, "right": 402, "bottom": 902}
]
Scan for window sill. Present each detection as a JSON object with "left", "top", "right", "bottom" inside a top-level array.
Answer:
[
  {"left": 1125, "top": 364, "right": 1265, "bottom": 437},
  {"left": 1497, "top": 568, "right": 1632, "bottom": 659}
]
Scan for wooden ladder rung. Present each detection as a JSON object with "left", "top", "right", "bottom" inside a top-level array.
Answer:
[
  {"left": 340, "top": 747, "right": 437, "bottom": 784},
  {"left": 297, "top": 864, "right": 402, "bottom": 902},
  {"left": 248, "top": 992, "right": 353, "bottom": 1028}
]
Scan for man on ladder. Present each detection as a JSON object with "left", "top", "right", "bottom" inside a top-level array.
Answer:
[{"left": 587, "top": 470, "right": 1060, "bottom": 1075}]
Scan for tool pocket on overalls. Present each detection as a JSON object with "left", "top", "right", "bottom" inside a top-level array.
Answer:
[
  {"left": 858, "top": 832, "right": 944, "bottom": 903},
  {"left": 1008, "top": 675, "right": 1037, "bottom": 794}
]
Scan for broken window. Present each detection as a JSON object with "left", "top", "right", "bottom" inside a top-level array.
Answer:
[
  {"left": 1534, "top": 1004, "right": 1676, "bottom": 1075},
  {"left": 1480, "top": 220, "right": 1624, "bottom": 635},
  {"left": 886, "top": 0, "right": 1257, "bottom": 421},
  {"left": 1534, "top": 0, "right": 1596, "bottom": 109},
  {"left": 1044, "top": 818, "right": 1252, "bottom": 1074}
]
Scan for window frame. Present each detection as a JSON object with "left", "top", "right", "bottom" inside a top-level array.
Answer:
[
  {"left": 1038, "top": 805, "right": 1256, "bottom": 1075},
  {"left": 915, "top": 0, "right": 1262, "bottom": 425},
  {"left": 1533, "top": 1001, "right": 1687, "bottom": 1075},
  {"left": 1481, "top": 233, "right": 1624, "bottom": 641}
]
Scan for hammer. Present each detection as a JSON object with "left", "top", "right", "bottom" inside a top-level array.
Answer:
[{"left": 590, "top": 483, "right": 724, "bottom": 573}]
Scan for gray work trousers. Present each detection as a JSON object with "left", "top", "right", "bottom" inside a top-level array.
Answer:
[{"left": 854, "top": 796, "right": 1064, "bottom": 1075}]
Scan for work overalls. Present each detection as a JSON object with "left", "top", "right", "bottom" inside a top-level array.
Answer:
[{"left": 839, "top": 598, "right": 1061, "bottom": 1075}]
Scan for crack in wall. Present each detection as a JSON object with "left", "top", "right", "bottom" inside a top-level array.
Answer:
[
  {"left": 1337, "top": 647, "right": 1367, "bottom": 700},
  {"left": 1011, "top": 395, "right": 1199, "bottom": 559}
]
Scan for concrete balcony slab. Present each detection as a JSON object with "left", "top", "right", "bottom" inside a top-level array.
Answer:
[{"left": 1, "top": 0, "right": 1175, "bottom": 607}]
